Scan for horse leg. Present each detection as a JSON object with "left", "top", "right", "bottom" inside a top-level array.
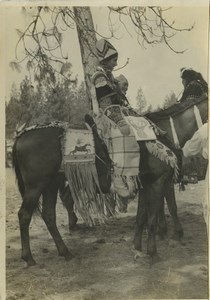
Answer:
[
  {"left": 59, "top": 183, "right": 78, "bottom": 231},
  {"left": 145, "top": 177, "right": 166, "bottom": 263},
  {"left": 105, "top": 194, "right": 116, "bottom": 217},
  {"left": 42, "top": 180, "right": 74, "bottom": 261},
  {"left": 18, "top": 188, "right": 41, "bottom": 266},
  {"left": 157, "top": 196, "right": 167, "bottom": 239},
  {"left": 118, "top": 195, "right": 128, "bottom": 213},
  {"left": 133, "top": 188, "right": 147, "bottom": 253},
  {"left": 164, "top": 182, "right": 183, "bottom": 239}
]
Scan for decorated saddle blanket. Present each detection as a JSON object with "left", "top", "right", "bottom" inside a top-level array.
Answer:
[
  {"left": 125, "top": 115, "right": 157, "bottom": 141},
  {"left": 63, "top": 129, "right": 95, "bottom": 163},
  {"left": 105, "top": 105, "right": 157, "bottom": 141},
  {"left": 62, "top": 128, "right": 111, "bottom": 227},
  {"left": 94, "top": 105, "right": 156, "bottom": 177},
  {"left": 145, "top": 140, "right": 179, "bottom": 180}
]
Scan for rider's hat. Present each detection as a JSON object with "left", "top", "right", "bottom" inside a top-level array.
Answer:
[{"left": 96, "top": 39, "right": 118, "bottom": 62}]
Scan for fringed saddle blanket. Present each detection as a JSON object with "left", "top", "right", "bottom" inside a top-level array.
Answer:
[
  {"left": 63, "top": 128, "right": 109, "bottom": 227},
  {"left": 145, "top": 140, "right": 179, "bottom": 180},
  {"left": 15, "top": 121, "right": 69, "bottom": 138}
]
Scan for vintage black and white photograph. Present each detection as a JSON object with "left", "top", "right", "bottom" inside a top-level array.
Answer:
[{"left": 2, "top": 1, "right": 209, "bottom": 299}]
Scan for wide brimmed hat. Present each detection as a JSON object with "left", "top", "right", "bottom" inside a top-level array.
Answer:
[{"left": 96, "top": 39, "right": 118, "bottom": 62}]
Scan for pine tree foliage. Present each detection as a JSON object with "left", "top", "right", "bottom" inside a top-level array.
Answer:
[
  {"left": 6, "top": 65, "right": 89, "bottom": 138},
  {"left": 162, "top": 91, "right": 177, "bottom": 109}
]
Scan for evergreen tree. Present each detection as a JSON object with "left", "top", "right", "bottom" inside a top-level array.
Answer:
[
  {"left": 6, "top": 65, "right": 89, "bottom": 138},
  {"left": 135, "top": 88, "right": 147, "bottom": 114},
  {"left": 163, "top": 91, "right": 177, "bottom": 109}
]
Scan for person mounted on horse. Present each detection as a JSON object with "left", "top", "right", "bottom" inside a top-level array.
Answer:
[
  {"left": 178, "top": 68, "right": 208, "bottom": 103},
  {"left": 91, "top": 39, "right": 166, "bottom": 200}
]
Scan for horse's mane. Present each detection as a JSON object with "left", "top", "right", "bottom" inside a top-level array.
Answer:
[{"left": 146, "top": 94, "right": 207, "bottom": 122}]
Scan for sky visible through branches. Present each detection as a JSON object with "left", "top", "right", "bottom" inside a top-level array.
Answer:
[{"left": 2, "top": 4, "right": 209, "bottom": 109}]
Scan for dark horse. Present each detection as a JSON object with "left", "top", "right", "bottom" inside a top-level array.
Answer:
[
  {"left": 12, "top": 96, "right": 207, "bottom": 266},
  {"left": 12, "top": 123, "right": 112, "bottom": 266},
  {"left": 144, "top": 95, "right": 208, "bottom": 237}
]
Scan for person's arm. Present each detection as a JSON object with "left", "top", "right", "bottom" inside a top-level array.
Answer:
[
  {"left": 182, "top": 130, "right": 203, "bottom": 158},
  {"left": 92, "top": 71, "right": 117, "bottom": 111},
  {"left": 92, "top": 70, "right": 130, "bottom": 136}
]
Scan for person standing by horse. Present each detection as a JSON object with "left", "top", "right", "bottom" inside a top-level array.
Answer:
[
  {"left": 182, "top": 122, "right": 208, "bottom": 230},
  {"left": 178, "top": 68, "right": 208, "bottom": 102}
]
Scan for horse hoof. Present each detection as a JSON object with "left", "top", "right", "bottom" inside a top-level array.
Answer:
[
  {"left": 69, "top": 215, "right": 78, "bottom": 231},
  {"left": 150, "top": 254, "right": 161, "bottom": 265},
  {"left": 157, "top": 232, "right": 166, "bottom": 240},
  {"left": 169, "top": 239, "right": 178, "bottom": 248},
  {"left": 171, "top": 230, "right": 183, "bottom": 241},
  {"left": 133, "top": 238, "right": 142, "bottom": 252},
  {"left": 157, "top": 227, "right": 167, "bottom": 240},
  {"left": 65, "top": 252, "right": 75, "bottom": 261},
  {"left": 131, "top": 245, "right": 145, "bottom": 260},
  {"left": 22, "top": 254, "right": 36, "bottom": 267},
  {"left": 178, "top": 229, "right": 184, "bottom": 238},
  {"left": 26, "top": 259, "right": 36, "bottom": 267},
  {"left": 133, "top": 250, "right": 146, "bottom": 260},
  {"left": 69, "top": 224, "right": 78, "bottom": 231}
]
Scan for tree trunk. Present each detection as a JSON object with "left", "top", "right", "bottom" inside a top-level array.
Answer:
[{"left": 73, "top": 7, "right": 98, "bottom": 110}]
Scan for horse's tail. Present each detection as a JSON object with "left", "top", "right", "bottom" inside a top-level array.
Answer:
[{"left": 12, "top": 139, "right": 25, "bottom": 197}]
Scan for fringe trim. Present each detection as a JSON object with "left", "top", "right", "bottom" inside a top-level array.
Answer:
[
  {"left": 145, "top": 141, "right": 179, "bottom": 180},
  {"left": 64, "top": 162, "right": 111, "bottom": 227},
  {"left": 16, "top": 121, "right": 68, "bottom": 138},
  {"left": 112, "top": 174, "right": 141, "bottom": 198}
]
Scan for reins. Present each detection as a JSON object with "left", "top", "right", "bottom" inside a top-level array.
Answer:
[{"left": 95, "top": 153, "right": 109, "bottom": 168}]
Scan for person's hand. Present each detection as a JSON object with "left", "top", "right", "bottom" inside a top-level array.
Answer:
[
  {"left": 117, "top": 120, "right": 130, "bottom": 136},
  {"left": 174, "top": 142, "right": 181, "bottom": 149}
]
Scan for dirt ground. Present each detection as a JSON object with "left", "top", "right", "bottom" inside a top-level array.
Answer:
[{"left": 6, "top": 168, "right": 209, "bottom": 300}]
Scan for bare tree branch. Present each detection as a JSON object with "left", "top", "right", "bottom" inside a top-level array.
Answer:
[
  {"left": 108, "top": 6, "right": 194, "bottom": 53},
  {"left": 13, "top": 6, "right": 194, "bottom": 88}
]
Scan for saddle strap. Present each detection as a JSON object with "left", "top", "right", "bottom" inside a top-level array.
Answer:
[
  {"left": 169, "top": 117, "right": 180, "bottom": 148},
  {"left": 193, "top": 105, "right": 203, "bottom": 129}
]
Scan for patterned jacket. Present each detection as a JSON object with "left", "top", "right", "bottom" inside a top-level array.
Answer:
[
  {"left": 92, "top": 66, "right": 123, "bottom": 110},
  {"left": 179, "top": 80, "right": 208, "bottom": 102}
]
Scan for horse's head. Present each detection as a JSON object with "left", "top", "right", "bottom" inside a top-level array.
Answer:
[{"left": 85, "top": 114, "right": 112, "bottom": 193}]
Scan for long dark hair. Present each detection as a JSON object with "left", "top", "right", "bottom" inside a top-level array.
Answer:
[{"left": 181, "top": 69, "right": 208, "bottom": 93}]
